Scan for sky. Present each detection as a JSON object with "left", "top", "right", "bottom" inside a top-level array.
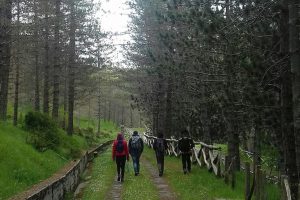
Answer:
[{"left": 96, "top": 0, "right": 132, "bottom": 67}]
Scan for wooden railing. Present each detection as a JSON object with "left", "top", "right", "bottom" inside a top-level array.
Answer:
[
  {"left": 143, "top": 133, "right": 223, "bottom": 178},
  {"left": 141, "top": 130, "right": 288, "bottom": 200}
]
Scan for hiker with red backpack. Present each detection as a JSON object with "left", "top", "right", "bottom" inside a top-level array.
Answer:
[
  {"left": 112, "top": 133, "right": 129, "bottom": 182},
  {"left": 128, "top": 130, "right": 144, "bottom": 176},
  {"left": 153, "top": 132, "right": 168, "bottom": 176}
]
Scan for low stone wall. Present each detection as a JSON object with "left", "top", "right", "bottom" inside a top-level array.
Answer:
[{"left": 10, "top": 140, "right": 112, "bottom": 200}]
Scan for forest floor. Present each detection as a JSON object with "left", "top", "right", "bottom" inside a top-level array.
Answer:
[{"left": 81, "top": 146, "right": 279, "bottom": 200}]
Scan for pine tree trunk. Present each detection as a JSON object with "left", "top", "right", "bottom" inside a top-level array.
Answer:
[
  {"left": 130, "top": 106, "right": 133, "bottom": 127},
  {"left": 67, "top": 0, "right": 75, "bottom": 135},
  {"left": 97, "top": 102, "right": 101, "bottom": 135},
  {"left": 63, "top": 64, "right": 67, "bottom": 130},
  {"left": 121, "top": 106, "right": 124, "bottom": 124},
  {"left": 97, "top": 88, "right": 101, "bottom": 135},
  {"left": 201, "top": 80, "right": 210, "bottom": 144},
  {"left": 114, "top": 104, "right": 118, "bottom": 125},
  {"left": 152, "top": 109, "right": 159, "bottom": 136},
  {"left": 104, "top": 98, "right": 107, "bottom": 121},
  {"left": 278, "top": 1, "right": 299, "bottom": 199},
  {"left": 34, "top": 0, "right": 40, "bottom": 111},
  {"left": 289, "top": 0, "right": 300, "bottom": 192},
  {"left": 52, "top": 0, "right": 61, "bottom": 119},
  {"left": 43, "top": 0, "right": 50, "bottom": 114},
  {"left": 164, "top": 76, "right": 173, "bottom": 137},
  {"left": 224, "top": 0, "right": 240, "bottom": 172},
  {"left": 0, "top": 0, "right": 12, "bottom": 121},
  {"left": 108, "top": 101, "right": 111, "bottom": 121},
  {"left": 13, "top": 0, "right": 20, "bottom": 126}
]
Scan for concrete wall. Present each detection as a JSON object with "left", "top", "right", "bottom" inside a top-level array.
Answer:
[{"left": 11, "top": 140, "right": 112, "bottom": 200}]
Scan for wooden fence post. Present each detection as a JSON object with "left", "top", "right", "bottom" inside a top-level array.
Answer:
[
  {"left": 217, "top": 156, "right": 221, "bottom": 177},
  {"left": 255, "top": 165, "right": 262, "bottom": 200},
  {"left": 281, "top": 175, "right": 292, "bottom": 200},
  {"left": 261, "top": 171, "right": 266, "bottom": 200},
  {"left": 231, "top": 168, "right": 236, "bottom": 189},
  {"left": 224, "top": 156, "right": 229, "bottom": 185},
  {"left": 245, "top": 162, "right": 251, "bottom": 199}
]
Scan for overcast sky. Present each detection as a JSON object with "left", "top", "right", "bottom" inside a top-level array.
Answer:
[{"left": 96, "top": 0, "right": 132, "bottom": 67}]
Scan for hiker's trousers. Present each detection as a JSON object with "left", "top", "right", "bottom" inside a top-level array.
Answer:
[
  {"left": 116, "top": 156, "right": 126, "bottom": 179},
  {"left": 155, "top": 152, "right": 165, "bottom": 175},
  {"left": 131, "top": 155, "right": 140, "bottom": 173},
  {"left": 181, "top": 153, "right": 191, "bottom": 172}
]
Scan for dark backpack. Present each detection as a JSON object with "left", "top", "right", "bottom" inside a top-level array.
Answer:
[
  {"left": 131, "top": 138, "right": 142, "bottom": 150},
  {"left": 156, "top": 138, "right": 165, "bottom": 153},
  {"left": 116, "top": 140, "right": 124, "bottom": 153},
  {"left": 179, "top": 138, "right": 191, "bottom": 152}
]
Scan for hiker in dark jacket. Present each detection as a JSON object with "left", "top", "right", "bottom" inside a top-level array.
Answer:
[
  {"left": 153, "top": 132, "right": 168, "bottom": 176},
  {"left": 128, "top": 131, "right": 144, "bottom": 176},
  {"left": 178, "top": 129, "right": 195, "bottom": 174},
  {"left": 112, "top": 133, "right": 129, "bottom": 182}
]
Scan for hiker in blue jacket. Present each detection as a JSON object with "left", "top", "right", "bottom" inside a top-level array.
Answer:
[{"left": 128, "top": 131, "right": 144, "bottom": 176}]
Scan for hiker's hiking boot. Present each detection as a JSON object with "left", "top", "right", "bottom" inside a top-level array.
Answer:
[
  {"left": 159, "top": 171, "right": 163, "bottom": 177},
  {"left": 117, "top": 176, "right": 120, "bottom": 182}
]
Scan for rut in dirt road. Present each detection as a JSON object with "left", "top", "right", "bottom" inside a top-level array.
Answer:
[
  {"left": 106, "top": 175, "right": 123, "bottom": 200},
  {"left": 142, "top": 157, "right": 178, "bottom": 200}
]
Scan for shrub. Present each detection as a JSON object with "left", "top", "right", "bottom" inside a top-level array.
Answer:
[
  {"left": 73, "top": 127, "right": 96, "bottom": 146},
  {"left": 24, "top": 112, "right": 60, "bottom": 151},
  {"left": 73, "top": 127, "right": 82, "bottom": 136}
]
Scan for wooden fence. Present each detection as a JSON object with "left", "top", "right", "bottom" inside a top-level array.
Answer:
[
  {"left": 143, "top": 133, "right": 225, "bottom": 179},
  {"left": 142, "top": 132, "right": 290, "bottom": 200}
]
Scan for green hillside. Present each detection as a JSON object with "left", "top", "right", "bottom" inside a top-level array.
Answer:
[{"left": 0, "top": 118, "right": 118, "bottom": 199}]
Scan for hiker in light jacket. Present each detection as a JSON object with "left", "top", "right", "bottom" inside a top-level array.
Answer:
[
  {"left": 128, "top": 131, "right": 144, "bottom": 176},
  {"left": 153, "top": 132, "right": 168, "bottom": 177},
  {"left": 178, "top": 129, "right": 195, "bottom": 174},
  {"left": 112, "top": 133, "right": 129, "bottom": 182}
]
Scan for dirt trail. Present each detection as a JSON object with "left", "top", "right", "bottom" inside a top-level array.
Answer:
[
  {"left": 141, "top": 157, "right": 178, "bottom": 200},
  {"left": 105, "top": 175, "right": 123, "bottom": 200}
]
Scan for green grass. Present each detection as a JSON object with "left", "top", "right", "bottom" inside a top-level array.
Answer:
[
  {"left": 82, "top": 150, "right": 116, "bottom": 200},
  {"left": 0, "top": 103, "right": 119, "bottom": 199},
  {"left": 75, "top": 119, "right": 119, "bottom": 145},
  {"left": 0, "top": 118, "right": 110, "bottom": 199},
  {"left": 99, "top": 120, "right": 120, "bottom": 140},
  {"left": 215, "top": 143, "right": 280, "bottom": 178},
  {"left": 76, "top": 118, "right": 119, "bottom": 133},
  {"left": 82, "top": 148, "right": 159, "bottom": 200},
  {"left": 143, "top": 147, "right": 280, "bottom": 200},
  {"left": 0, "top": 122, "right": 67, "bottom": 199},
  {"left": 121, "top": 161, "right": 159, "bottom": 200}
]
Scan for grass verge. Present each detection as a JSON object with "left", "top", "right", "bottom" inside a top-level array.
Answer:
[
  {"left": 143, "top": 147, "right": 280, "bottom": 200},
  {"left": 81, "top": 150, "right": 115, "bottom": 200},
  {"left": 0, "top": 123, "right": 67, "bottom": 199},
  {"left": 121, "top": 160, "right": 159, "bottom": 200}
]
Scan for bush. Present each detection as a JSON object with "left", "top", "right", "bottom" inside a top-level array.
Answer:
[{"left": 24, "top": 112, "right": 60, "bottom": 151}]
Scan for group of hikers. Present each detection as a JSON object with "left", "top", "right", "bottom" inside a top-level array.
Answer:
[{"left": 112, "top": 129, "right": 195, "bottom": 182}]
